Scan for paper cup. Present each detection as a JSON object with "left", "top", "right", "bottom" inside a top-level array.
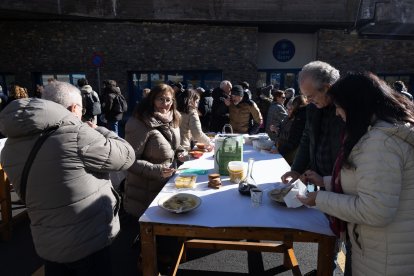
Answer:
[{"left": 250, "top": 188, "right": 263, "bottom": 207}]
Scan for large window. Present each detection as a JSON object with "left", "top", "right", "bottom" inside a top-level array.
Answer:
[
  {"left": 129, "top": 70, "right": 222, "bottom": 105},
  {"left": 257, "top": 69, "right": 300, "bottom": 91},
  {"left": 378, "top": 74, "right": 413, "bottom": 94},
  {"left": 34, "top": 73, "right": 86, "bottom": 87}
]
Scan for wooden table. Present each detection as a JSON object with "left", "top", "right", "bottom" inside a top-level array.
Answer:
[{"left": 139, "top": 145, "right": 336, "bottom": 275}]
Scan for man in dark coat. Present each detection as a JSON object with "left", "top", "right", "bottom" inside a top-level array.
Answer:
[
  {"left": 210, "top": 80, "right": 232, "bottom": 133},
  {"left": 197, "top": 87, "right": 213, "bottom": 132},
  {"left": 101, "top": 80, "right": 127, "bottom": 136}
]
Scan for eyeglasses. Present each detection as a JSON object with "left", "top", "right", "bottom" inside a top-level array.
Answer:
[
  {"left": 76, "top": 104, "right": 86, "bottom": 115},
  {"left": 156, "top": 97, "right": 173, "bottom": 104}
]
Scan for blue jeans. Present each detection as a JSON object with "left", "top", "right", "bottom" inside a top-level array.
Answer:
[{"left": 106, "top": 120, "right": 119, "bottom": 135}]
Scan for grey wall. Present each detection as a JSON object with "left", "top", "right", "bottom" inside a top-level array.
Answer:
[
  {"left": 1, "top": 20, "right": 413, "bottom": 96},
  {"left": 317, "top": 29, "right": 414, "bottom": 74},
  {"left": 0, "top": 0, "right": 359, "bottom": 22},
  {"left": 0, "top": 21, "right": 258, "bottom": 95}
]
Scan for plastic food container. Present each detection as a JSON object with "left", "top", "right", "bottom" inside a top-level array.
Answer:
[{"left": 227, "top": 161, "right": 246, "bottom": 184}]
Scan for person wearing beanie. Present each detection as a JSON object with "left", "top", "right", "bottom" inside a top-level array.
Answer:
[
  {"left": 225, "top": 85, "right": 262, "bottom": 134},
  {"left": 240, "top": 81, "right": 252, "bottom": 100}
]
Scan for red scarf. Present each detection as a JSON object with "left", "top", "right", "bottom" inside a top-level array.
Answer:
[{"left": 329, "top": 135, "right": 347, "bottom": 238}]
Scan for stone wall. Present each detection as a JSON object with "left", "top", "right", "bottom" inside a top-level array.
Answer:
[
  {"left": 0, "top": 21, "right": 258, "bottom": 96},
  {"left": 1, "top": 21, "right": 413, "bottom": 97},
  {"left": 317, "top": 29, "right": 414, "bottom": 74}
]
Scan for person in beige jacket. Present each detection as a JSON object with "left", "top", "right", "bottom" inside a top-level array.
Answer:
[
  {"left": 123, "top": 84, "right": 186, "bottom": 218},
  {"left": 226, "top": 85, "right": 262, "bottom": 134},
  {"left": 298, "top": 72, "right": 414, "bottom": 275},
  {"left": 176, "top": 88, "right": 212, "bottom": 151}
]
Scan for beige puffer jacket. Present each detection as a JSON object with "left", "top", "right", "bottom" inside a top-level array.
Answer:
[
  {"left": 316, "top": 120, "right": 414, "bottom": 275},
  {"left": 179, "top": 109, "right": 211, "bottom": 150},
  {"left": 124, "top": 115, "right": 182, "bottom": 218},
  {"left": 0, "top": 98, "right": 135, "bottom": 263},
  {"left": 228, "top": 101, "right": 262, "bottom": 134}
]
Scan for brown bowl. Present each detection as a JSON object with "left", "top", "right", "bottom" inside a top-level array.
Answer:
[
  {"left": 196, "top": 143, "right": 206, "bottom": 150},
  {"left": 189, "top": 150, "right": 204, "bottom": 159}
]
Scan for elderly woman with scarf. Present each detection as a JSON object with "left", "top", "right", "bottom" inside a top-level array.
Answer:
[
  {"left": 123, "top": 84, "right": 186, "bottom": 218},
  {"left": 298, "top": 72, "right": 414, "bottom": 275}
]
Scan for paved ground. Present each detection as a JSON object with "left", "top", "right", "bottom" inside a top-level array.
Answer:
[
  {"left": 1, "top": 190, "right": 345, "bottom": 276},
  {"left": 1, "top": 211, "right": 344, "bottom": 276}
]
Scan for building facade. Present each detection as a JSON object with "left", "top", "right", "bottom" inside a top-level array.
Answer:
[{"left": 1, "top": 0, "right": 413, "bottom": 106}]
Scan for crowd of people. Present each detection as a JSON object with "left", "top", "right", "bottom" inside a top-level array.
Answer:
[{"left": 0, "top": 61, "right": 413, "bottom": 275}]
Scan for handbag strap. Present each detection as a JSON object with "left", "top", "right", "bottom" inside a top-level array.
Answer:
[{"left": 20, "top": 125, "right": 59, "bottom": 204}]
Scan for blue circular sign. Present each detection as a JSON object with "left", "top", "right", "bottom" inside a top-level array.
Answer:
[
  {"left": 273, "top": 39, "right": 295, "bottom": 62},
  {"left": 92, "top": 53, "right": 104, "bottom": 67}
]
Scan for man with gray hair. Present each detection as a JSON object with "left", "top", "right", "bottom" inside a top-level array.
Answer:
[
  {"left": 211, "top": 80, "right": 232, "bottom": 132},
  {"left": 0, "top": 81, "right": 135, "bottom": 275},
  {"left": 282, "top": 60, "right": 343, "bottom": 182},
  {"left": 281, "top": 61, "right": 346, "bottom": 274},
  {"left": 284, "top": 87, "right": 295, "bottom": 106}
]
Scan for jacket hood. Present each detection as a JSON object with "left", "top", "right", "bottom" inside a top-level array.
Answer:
[
  {"left": 104, "top": 85, "right": 121, "bottom": 95},
  {"left": 0, "top": 98, "right": 80, "bottom": 138},
  {"left": 80, "top": 85, "right": 93, "bottom": 93},
  {"left": 373, "top": 120, "right": 414, "bottom": 148}
]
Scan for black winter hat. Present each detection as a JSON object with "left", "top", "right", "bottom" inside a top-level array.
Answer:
[{"left": 231, "top": 85, "right": 244, "bottom": 96}]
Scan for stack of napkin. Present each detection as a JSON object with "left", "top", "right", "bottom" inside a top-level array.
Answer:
[{"left": 283, "top": 179, "right": 308, "bottom": 208}]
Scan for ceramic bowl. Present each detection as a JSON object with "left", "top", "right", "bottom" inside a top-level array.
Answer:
[
  {"left": 189, "top": 150, "right": 204, "bottom": 159},
  {"left": 196, "top": 143, "right": 206, "bottom": 150}
]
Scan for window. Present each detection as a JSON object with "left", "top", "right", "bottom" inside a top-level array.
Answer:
[
  {"left": 129, "top": 70, "right": 222, "bottom": 103},
  {"left": 378, "top": 74, "right": 413, "bottom": 93},
  {"left": 258, "top": 69, "right": 300, "bottom": 91},
  {"left": 257, "top": 72, "right": 267, "bottom": 88},
  {"left": 35, "top": 73, "right": 86, "bottom": 87},
  {"left": 150, "top": 73, "right": 166, "bottom": 87},
  {"left": 0, "top": 74, "right": 16, "bottom": 95}
]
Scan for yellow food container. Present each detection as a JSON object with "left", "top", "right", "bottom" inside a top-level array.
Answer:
[
  {"left": 175, "top": 175, "right": 197, "bottom": 188},
  {"left": 227, "top": 161, "right": 246, "bottom": 184}
]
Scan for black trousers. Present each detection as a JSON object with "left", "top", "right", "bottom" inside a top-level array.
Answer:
[{"left": 44, "top": 246, "right": 112, "bottom": 276}]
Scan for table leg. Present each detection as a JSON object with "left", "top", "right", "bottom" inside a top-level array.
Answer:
[
  {"left": 140, "top": 223, "right": 158, "bottom": 276},
  {"left": 0, "top": 168, "right": 12, "bottom": 241},
  {"left": 317, "top": 236, "right": 336, "bottom": 276}
]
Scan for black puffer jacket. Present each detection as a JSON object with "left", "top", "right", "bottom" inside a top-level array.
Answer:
[
  {"left": 210, "top": 87, "right": 230, "bottom": 132},
  {"left": 102, "top": 86, "right": 124, "bottom": 122},
  {"left": 277, "top": 106, "right": 307, "bottom": 163},
  {"left": 199, "top": 90, "right": 213, "bottom": 131}
]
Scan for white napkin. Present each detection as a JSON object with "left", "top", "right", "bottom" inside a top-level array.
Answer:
[{"left": 283, "top": 179, "right": 308, "bottom": 208}]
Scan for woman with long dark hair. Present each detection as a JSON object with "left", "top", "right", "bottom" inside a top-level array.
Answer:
[
  {"left": 298, "top": 72, "right": 414, "bottom": 275},
  {"left": 123, "top": 84, "right": 186, "bottom": 218}
]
